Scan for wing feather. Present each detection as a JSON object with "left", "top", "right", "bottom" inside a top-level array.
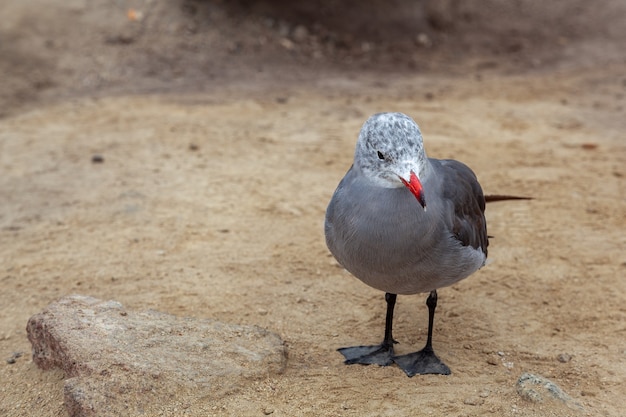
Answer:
[{"left": 437, "top": 159, "right": 488, "bottom": 257}]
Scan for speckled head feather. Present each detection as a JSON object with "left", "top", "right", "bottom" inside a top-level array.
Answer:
[{"left": 354, "top": 112, "right": 429, "bottom": 188}]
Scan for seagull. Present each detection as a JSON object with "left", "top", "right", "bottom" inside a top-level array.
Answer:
[{"left": 325, "top": 112, "right": 489, "bottom": 376}]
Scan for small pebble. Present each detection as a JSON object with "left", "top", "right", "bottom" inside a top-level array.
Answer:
[
  {"left": 6, "top": 351, "right": 23, "bottom": 364},
  {"left": 463, "top": 397, "right": 484, "bottom": 406},
  {"left": 486, "top": 357, "right": 499, "bottom": 366},
  {"left": 279, "top": 38, "right": 294, "bottom": 50},
  {"left": 557, "top": 353, "right": 572, "bottom": 363},
  {"left": 516, "top": 372, "right": 583, "bottom": 410},
  {"left": 91, "top": 154, "right": 104, "bottom": 163},
  {"left": 415, "top": 33, "right": 432, "bottom": 48}
]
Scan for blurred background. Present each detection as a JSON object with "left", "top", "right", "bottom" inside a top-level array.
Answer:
[{"left": 2, "top": 0, "right": 625, "bottom": 116}]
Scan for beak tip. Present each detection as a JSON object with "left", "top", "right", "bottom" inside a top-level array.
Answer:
[{"left": 400, "top": 171, "right": 426, "bottom": 209}]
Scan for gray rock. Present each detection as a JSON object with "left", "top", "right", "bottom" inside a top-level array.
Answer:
[
  {"left": 516, "top": 372, "right": 583, "bottom": 411},
  {"left": 27, "top": 295, "right": 286, "bottom": 417}
]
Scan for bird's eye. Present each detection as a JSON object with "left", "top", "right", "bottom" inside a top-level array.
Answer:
[{"left": 377, "top": 151, "right": 385, "bottom": 160}]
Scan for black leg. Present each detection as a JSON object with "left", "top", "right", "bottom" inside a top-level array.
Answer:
[
  {"left": 338, "top": 293, "right": 397, "bottom": 366},
  {"left": 393, "top": 290, "right": 451, "bottom": 376}
]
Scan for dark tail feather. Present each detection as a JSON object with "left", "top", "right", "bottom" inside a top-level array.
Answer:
[{"left": 485, "top": 195, "right": 533, "bottom": 203}]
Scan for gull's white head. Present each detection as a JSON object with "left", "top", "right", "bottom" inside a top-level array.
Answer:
[{"left": 354, "top": 112, "right": 428, "bottom": 208}]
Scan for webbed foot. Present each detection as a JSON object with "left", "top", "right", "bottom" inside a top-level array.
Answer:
[
  {"left": 394, "top": 346, "right": 451, "bottom": 376},
  {"left": 338, "top": 342, "right": 395, "bottom": 366}
]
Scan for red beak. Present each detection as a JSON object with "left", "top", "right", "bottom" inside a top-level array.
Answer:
[{"left": 400, "top": 171, "right": 426, "bottom": 209}]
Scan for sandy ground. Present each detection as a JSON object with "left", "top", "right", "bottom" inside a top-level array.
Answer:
[{"left": 1, "top": 1, "right": 625, "bottom": 416}]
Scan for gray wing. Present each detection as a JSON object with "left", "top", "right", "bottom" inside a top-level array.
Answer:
[{"left": 436, "top": 159, "right": 488, "bottom": 258}]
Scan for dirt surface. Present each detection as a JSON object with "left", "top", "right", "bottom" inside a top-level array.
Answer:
[{"left": 1, "top": 1, "right": 625, "bottom": 416}]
